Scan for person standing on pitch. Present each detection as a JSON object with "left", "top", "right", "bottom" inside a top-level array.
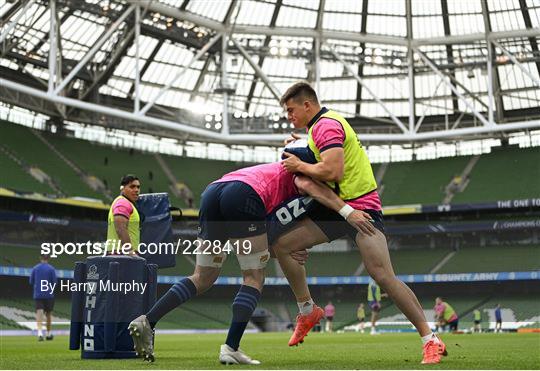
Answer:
[
  {"left": 106, "top": 174, "right": 141, "bottom": 255},
  {"left": 128, "top": 161, "right": 376, "bottom": 364},
  {"left": 324, "top": 301, "right": 335, "bottom": 332},
  {"left": 368, "top": 279, "right": 387, "bottom": 335},
  {"left": 29, "top": 254, "right": 56, "bottom": 341},
  {"left": 473, "top": 309, "right": 482, "bottom": 333},
  {"left": 494, "top": 304, "right": 503, "bottom": 333},
  {"left": 356, "top": 303, "right": 366, "bottom": 333},
  {"left": 277, "top": 81, "right": 447, "bottom": 364}
]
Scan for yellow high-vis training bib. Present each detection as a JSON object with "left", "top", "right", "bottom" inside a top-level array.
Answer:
[
  {"left": 307, "top": 109, "right": 377, "bottom": 200},
  {"left": 106, "top": 195, "right": 140, "bottom": 252}
]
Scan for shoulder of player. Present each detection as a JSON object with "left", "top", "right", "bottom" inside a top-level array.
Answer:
[
  {"left": 315, "top": 117, "right": 344, "bottom": 129},
  {"left": 114, "top": 197, "right": 134, "bottom": 210},
  {"left": 311, "top": 118, "right": 345, "bottom": 139}
]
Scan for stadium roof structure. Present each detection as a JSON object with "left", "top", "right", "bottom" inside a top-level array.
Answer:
[{"left": 0, "top": 0, "right": 539, "bottom": 145}]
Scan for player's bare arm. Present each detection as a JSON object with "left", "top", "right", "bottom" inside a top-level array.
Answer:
[
  {"left": 282, "top": 147, "right": 344, "bottom": 182},
  {"left": 294, "top": 175, "right": 375, "bottom": 236},
  {"left": 113, "top": 215, "right": 131, "bottom": 247}
]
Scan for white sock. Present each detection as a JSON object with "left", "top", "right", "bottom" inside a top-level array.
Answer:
[
  {"left": 37, "top": 330, "right": 43, "bottom": 337},
  {"left": 297, "top": 299, "right": 315, "bottom": 315},
  {"left": 46, "top": 331, "right": 51, "bottom": 336},
  {"left": 421, "top": 332, "right": 438, "bottom": 345}
]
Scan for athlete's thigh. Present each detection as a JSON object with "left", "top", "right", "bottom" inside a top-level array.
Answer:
[
  {"left": 354, "top": 229, "right": 395, "bottom": 274},
  {"left": 271, "top": 217, "right": 329, "bottom": 254}
]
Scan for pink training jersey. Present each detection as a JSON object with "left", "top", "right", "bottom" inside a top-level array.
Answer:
[
  {"left": 435, "top": 302, "right": 458, "bottom": 322},
  {"left": 434, "top": 303, "right": 445, "bottom": 316},
  {"left": 324, "top": 304, "right": 335, "bottom": 317},
  {"left": 112, "top": 197, "right": 134, "bottom": 218},
  {"left": 311, "top": 119, "right": 382, "bottom": 211},
  {"left": 216, "top": 162, "right": 298, "bottom": 214}
]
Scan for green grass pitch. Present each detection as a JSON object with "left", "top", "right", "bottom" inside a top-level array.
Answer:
[{"left": 1, "top": 332, "right": 539, "bottom": 369}]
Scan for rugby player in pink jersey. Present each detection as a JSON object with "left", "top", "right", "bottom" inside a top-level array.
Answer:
[
  {"left": 277, "top": 82, "right": 447, "bottom": 364},
  {"left": 129, "top": 161, "right": 375, "bottom": 364}
]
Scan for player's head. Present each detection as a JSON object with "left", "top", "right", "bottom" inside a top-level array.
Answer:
[
  {"left": 435, "top": 297, "right": 443, "bottom": 305},
  {"left": 280, "top": 82, "right": 320, "bottom": 129},
  {"left": 120, "top": 174, "right": 140, "bottom": 202},
  {"left": 40, "top": 253, "right": 49, "bottom": 262}
]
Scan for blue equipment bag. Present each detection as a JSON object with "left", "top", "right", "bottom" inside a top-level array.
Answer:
[
  {"left": 136, "top": 193, "right": 176, "bottom": 269},
  {"left": 69, "top": 256, "right": 157, "bottom": 359}
]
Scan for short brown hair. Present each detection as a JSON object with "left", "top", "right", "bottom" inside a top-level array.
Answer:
[{"left": 280, "top": 81, "right": 319, "bottom": 106}]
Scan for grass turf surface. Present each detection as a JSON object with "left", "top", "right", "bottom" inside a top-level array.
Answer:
[{"left": 1, "top": 332, "right": 539, "bottom": 369}]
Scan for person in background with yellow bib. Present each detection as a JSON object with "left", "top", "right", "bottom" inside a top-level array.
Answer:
[
  {"left": 356, "top": 303, "right": 366, "bottom": 333},
  {"left": 106, "top": 174, "right": 141, "bottom": 255},
  {"left": 277, "top": 82, "right": 447, "bottom": 364}
]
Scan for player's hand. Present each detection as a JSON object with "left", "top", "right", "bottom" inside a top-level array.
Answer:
[
  {"left": 282, "top": 151, "right": 304, "bottom": 173},
  {"left": 284, "top": 132, "right": 302, "bottom": 145},
  {"left": 290, "top": 249, "right": 309, "bottom": 265},
  {"left": 346, "top": 210, "right": 376, "bottom": 236}
]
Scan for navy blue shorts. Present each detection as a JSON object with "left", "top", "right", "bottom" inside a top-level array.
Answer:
[
  {"left": 448, "top": 319, "right": 459, "bottom": 331},
  {"left": 197, "top": 181, "right": 266, "bottom": 243},
  {"left": 35, "top": 298, "right": 55, "bottom": 313},
  {"left": 306, "top": 201, "right": 385, "bottom": 241},
  {"left": 368, "top": 300, "right": 381, "bottom": 312}
]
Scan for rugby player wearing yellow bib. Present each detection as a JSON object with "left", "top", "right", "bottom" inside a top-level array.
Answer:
[
  {"left": 276, "top": 82, "right": 447, "bottom": 364},
  {"left": 106, "top": 174, "right": 141, "bottom": 255}
]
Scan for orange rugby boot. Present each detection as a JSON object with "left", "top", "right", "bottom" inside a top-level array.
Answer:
[{"left": 288, "top": 305, "right": 325, "bottom": 346}]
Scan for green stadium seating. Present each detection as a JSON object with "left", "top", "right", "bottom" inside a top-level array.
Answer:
[
  {"left": 162, "top": 155, "right": 243, "bottom": 207},
  {"left": 481, "top": 296, "right": 540, "bottom": 322},
  {"left": 44, "top": 134, "right": 184, "bottom": 207},
  {"left": 157, "top": 298, "right": 233, "bottom": 329},
  {"left": 0, "top": 150, "right": 53, "bottom": 194},
  {"left": 158, "top": 253, "right": 277, "bottom": 277},
  {"left": 390, "top": 248, "right": 451, "bottom": 274},
  {"left": 0, "top": 245, "right": 83, "bottom": 270},
  {"left": 437, "top": 246, "right": 540, "bottom": 273},
  {"left": 2, "top": 120, "right": 539, "bottom": 206},
  {"left": 0, "top": 121, "right": 102, "bottom": 199},
  {"left": 304, "top": 251, "right": 361, "bottom": 276},
  {"left": 3, "top": 244, "right": 538, "bottom": 276},
  {"left": 452, "top": 146, "right": 540, "bottom": 203},
  {"left": 381, "top": 156, "right": 471, "bottom": 205}
]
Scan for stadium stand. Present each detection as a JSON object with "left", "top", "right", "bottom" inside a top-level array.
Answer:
[
  {"left": 2, "top": 244, "right": 538, "bottom": 275},
  {"left": 0, "top": 121, "right": 102, "bottom": 199},
  {"left": 2, "top": 121, "right": 539, "bottom": 207},
  {"left": 389, "top": 248, "right": 452, "bottom": 274},
  {"left": 0, "top": 244, "right": 82, "bottom": 270},
  {"left": 437, "top": 245, "right": 540, "bottom": 273},
  {"left": 481, "top": 296, "right": 540, "bottom": 325},
  {"left": 0, "top": 149, "right": 53, "bottom": 194},
  {"left": 162, "top": 155, "right": 243, "bottom": 207},
  {"left": 157, "top": 253, "right": 277, "bottom": 277},
  {"left": 452, "top": 146, "right": 540, "bottom": 203},
  {"left": 1, "top": 293, "right": 536, "bottom": 331},
  {"left": 44, "top": 133, "right": 185, "bottom": 207},
  {"left": 380, "top": 156, "right": 471, "bottom": 205},
  {"left": 303, "top": 251, "right": 361, "bottom": 276}
]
